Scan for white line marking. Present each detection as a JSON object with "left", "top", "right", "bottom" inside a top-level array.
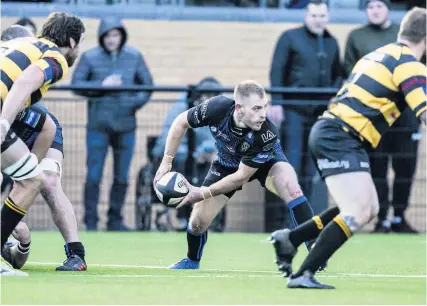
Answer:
[{"left": 27, "top": 261, "right": 426, "bottom": 278}]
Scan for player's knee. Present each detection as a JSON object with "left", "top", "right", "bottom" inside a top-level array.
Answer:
[
  {"left": 189, "top": 215, "right": 209, "bottom": 234},
  {"left": 42, "top": 171, "right": 60, "bottom": 197}
]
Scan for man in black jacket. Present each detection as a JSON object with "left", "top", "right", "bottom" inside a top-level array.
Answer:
[{"left": 270, "top": 0, "right": 342, "bottom": 203}]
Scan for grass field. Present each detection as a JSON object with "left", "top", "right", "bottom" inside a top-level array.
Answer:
[{"left": 1, "top": 232, "right": 426, "bottom": 305}]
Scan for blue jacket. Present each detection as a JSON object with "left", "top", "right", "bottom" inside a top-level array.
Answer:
[{"left": 71, "top": 17, "right": 153, "bottom": 132}]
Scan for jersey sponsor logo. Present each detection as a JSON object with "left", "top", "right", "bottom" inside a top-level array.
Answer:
[
  {"left": 262, "top": 141, "right": 276, "bottom": 152},
  {"left": 200, "top": 101, "right": 209, "bottom": 120},
  {"left": 238, "top": 142, "right": 250, "bottom": 153},
  {"left": 261, "top": 130, "right": 275, "bottom": 143},
  {"left": 317, "top": 158, "right": 350, "bottom": 170},
  {"left": 226, "top": 145, "right": 235, "bottom": 153},
  {"left": 194, "top": 109, "right": 200, "bottom": 124},
  {"left": 24, "top": 111, "right": 41, "bottom": 128},
  {"left": 360, "top": 162, "right": 370, "bottom": 168},
  {"left": 210, "top": 170, "right": 221, "bottom": 176},
  {"left": 217, "top": 130, "right": 230, "bottom": 141}
]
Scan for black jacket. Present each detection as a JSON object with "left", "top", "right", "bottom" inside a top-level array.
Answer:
[{"left": 270, "top": 26, "right": 342, "bottom": 117}]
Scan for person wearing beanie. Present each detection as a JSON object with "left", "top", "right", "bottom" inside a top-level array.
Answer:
[{"left": 344, "top": 1, "right": 421, "bottom": 234}]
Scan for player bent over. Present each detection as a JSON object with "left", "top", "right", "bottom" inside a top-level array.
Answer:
[
  {"left": 154, "top": 80, "right": 320, "bottom": 270},
  {"left": 0, "top": 13, "right": 85, "bottom": 276},
  {"left": 270, "top": 7, "right": 426, "bottom": 289},
  {"left": 2, "top": 103, "right": 87, "bottom": 271}
]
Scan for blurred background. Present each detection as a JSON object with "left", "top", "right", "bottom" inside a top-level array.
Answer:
[{"left": 1, "top": 0, "right": 425, "bottom": 234}]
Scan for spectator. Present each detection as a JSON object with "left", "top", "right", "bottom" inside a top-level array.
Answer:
[
  {"left": 344, "top": 0, "right": 420, "bottom": 233},
  {"left": 270, "top": 0, "right": 342, "bottom": 205},
  {"left": 152, "top": 77, "right": 219, "bottom": 230},
  {"left": 72, "top": 17, "right": 153, "bottom": 231},
  {"left": 15, "top": 17, "right": 37, "bottom": 36}
]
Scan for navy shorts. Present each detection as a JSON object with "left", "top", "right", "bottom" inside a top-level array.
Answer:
[
  {"left": 308, "top": 118, "right": 371, "bottom": 179},
  {"left": 202, "top": 155, "right": 288, "bottom": 199}
]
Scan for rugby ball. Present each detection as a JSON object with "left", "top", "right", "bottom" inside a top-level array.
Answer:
[{"left": 154, "top": 172, "right": 189, "bottom": 206}]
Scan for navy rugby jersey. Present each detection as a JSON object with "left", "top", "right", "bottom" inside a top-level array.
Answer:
[{"left": 187, "top": 95, "right": 285, "bottom": 169}]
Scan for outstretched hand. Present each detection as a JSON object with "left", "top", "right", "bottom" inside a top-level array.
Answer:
[{"left": 176, "top": 180, "right": 204, "bottom": 209}]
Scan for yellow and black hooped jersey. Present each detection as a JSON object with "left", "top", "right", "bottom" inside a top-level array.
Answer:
[
  {"left": 323, "top": 42, "right": 426, "bottom": 148},
  {"left": 0, "top": 37, "right": 68, "bottom": 108}
]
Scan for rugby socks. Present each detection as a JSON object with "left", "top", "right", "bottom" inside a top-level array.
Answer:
[
  {"left": 288, "top": 196, "right": 315, "bottom": 249},
  {"left": 187, "top": 226, "right": 208, "bottom": 262},
  {"left": 65, "top": 242, "right": 86, "bottom": 262},
  {"left": 293, "top": 216, "right": 351, "bottom": 278},
  {"left": 289, "top": 206, "right": 340, "bottom": 249},
  {"left": 1, "top": 197, "right": 26, "bottom": 249}
]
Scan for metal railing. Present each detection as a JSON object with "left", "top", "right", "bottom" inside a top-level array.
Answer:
[{"left": 13, "top": 85, "right": 425, "bottom": 232}]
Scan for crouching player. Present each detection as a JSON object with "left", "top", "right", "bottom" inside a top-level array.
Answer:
[{"left": 154, "top": 80, "right": 321, "bottom": 270}]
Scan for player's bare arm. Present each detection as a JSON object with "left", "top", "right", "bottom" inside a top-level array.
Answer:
[
  {"left": 0, "top": 65, "right": 44, "bottom": 142},
  {"left": 178, "top": 162, "right": 258, "bottom": 208},
  {"left": 31, "top": 115, "right": 56, "bottom": 161},
  {"left": 420, "top": 110, "right": 426, "bottom": 124},
  {"left": 153, "top": 110, "right": 192, "bottom": 186}
]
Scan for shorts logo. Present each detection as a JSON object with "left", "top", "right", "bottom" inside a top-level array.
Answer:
[
  {"left": 317, "top": 158, "right": 350, "bottom": 170},
  {"left": 210, "top": 126, "right": 217, "bottom": 133},
  {"left": 24, "top": 111, "right": 41, "bottom": 128},
  {"left": 238, "top": 142, "right": 250, "bottom": 153},
  {"left": 261, "top": 130, "right": 275, "bottom": 143},
  {"left": 210, "top": 170, "right": 220, "bottom": 176},
  {"left": 360, "top": 162, "right": 370, "bottom": 168}
]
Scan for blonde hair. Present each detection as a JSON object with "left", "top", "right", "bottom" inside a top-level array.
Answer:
[
  {"left": 398, "top": 7, "right": 426, "bottom": 44},
  {"left": 234, "top": 80, "right": 266, "bottom": 100}
]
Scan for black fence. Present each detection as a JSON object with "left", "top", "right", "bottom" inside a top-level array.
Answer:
[{"left": 8, "top": 85, "right": 425, "bottom": 233}]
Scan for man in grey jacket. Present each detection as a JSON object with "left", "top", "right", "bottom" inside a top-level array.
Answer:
[{"left": 72, "top": 17, "right": 153, "bottom": 231}]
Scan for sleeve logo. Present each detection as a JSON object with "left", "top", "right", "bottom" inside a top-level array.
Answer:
[{"left": 261, "top": 130, "right": 275, "bottom": 143}]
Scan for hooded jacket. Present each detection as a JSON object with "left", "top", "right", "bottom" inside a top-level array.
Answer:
[{"left": 71, "top": 17, "right": 153, "bottom": 132}]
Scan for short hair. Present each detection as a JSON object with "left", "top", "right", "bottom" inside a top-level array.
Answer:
[
  {"left": 234, "top": 80, "right": 266, "bottom": 100},
  {"left": 1, "top": 25, "right": 33, "bottom": 41},
  {"left": 15, "top": 17, "right": 37, "bottom": 33},
  {"left": 308, "top": 0, "right": 328, "bottom": 7},
  {"left": 41, "top": 12, "right": 85, "bottom": 48},
  {"left": 398, "top": 7, "right": 426, "bottom": 44}
]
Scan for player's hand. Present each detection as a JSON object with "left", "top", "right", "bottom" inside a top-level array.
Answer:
[
  {"left": 102, "top": 75, "right": 122, "bottom": 87},
  {"left": 176, "top": 180, "right": 204, "bottom": 208},
  {"left": 153, "top": 161, "right": 172, "bottom": 189}
]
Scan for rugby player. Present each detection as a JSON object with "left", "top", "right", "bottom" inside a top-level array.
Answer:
[
  {"left": 1, "top": 24, "right": 87, "bottom": 272},
  {"left": 2, "top": 103, "right": 87, "bottom": 271},
  {"left": 0, "top": 13, "right": 85, "bottom": 276},
  {"left": 154, "top": 80, "right": 319, "bottom": 270},
  {"left": 270, "top": 7, "right": 426, "bottom": 289}
]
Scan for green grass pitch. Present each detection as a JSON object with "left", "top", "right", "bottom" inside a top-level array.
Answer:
[{"left": 1, "top": 232, "right": 426, "bottom": 304}]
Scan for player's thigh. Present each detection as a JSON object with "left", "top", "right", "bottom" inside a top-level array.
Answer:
[
  {"left": 325, "top": 171, "right": 379, "bottom": 224},
  {"left": 265, "top": 161, "right": 302, "bottom": 202},
  {"left": 190, "top": 195, "right": 229, "bottom": 228}
]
